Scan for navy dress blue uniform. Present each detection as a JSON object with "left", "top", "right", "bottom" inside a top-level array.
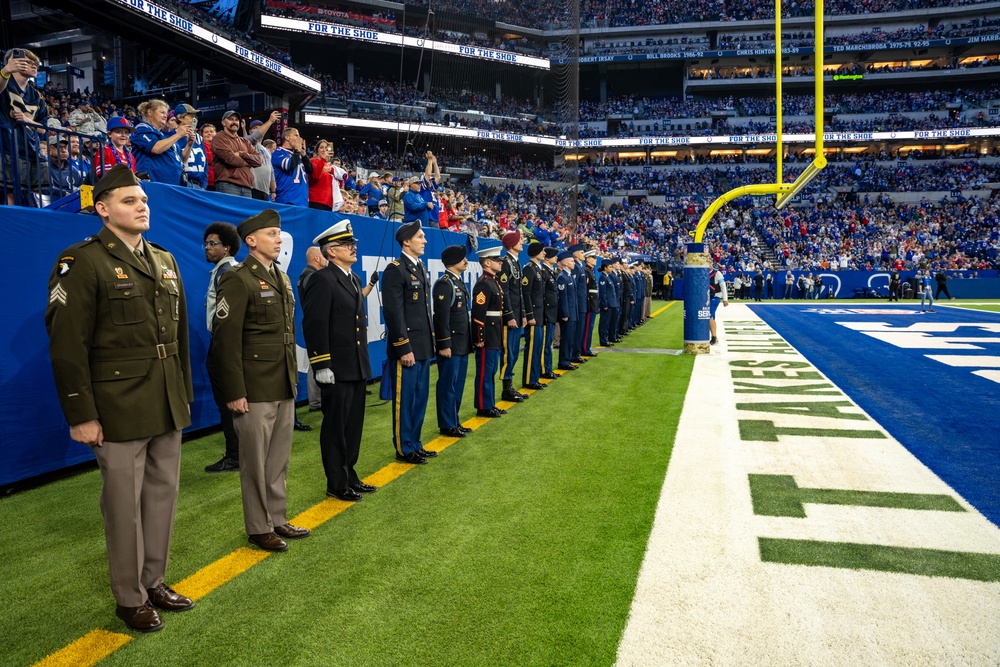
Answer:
[
  {"left": 541, "top": 253, "right": 560, "bottom": 377},
  {"left": 433, "top": 263, "right": 472, "bottom": 432},
  {"left": 598, "top": 268, "right": 615, "bottom": 345},
  {"left": 573, "top": 258, "right": 588, "bottom": 360},
  {"left": 619, "top": 268, "right": 632, "bottom": 337},
  {"left": 520, "top": 253, "right": 546, "bottom": 387},
  {"left": 381, "top": 244, "right": 435, "bottom": 462},
  {"left": 556, "top": 263, "right": 578, "bottom": 369},
  {"left": 301, "top": 234, "right": 371, "bottom": 497},
  {"left": 472, "top": 258, "right": 504, "bottom": 412},
  {"left": 498, "top": 251, "right": 524, "bottom": 386}
]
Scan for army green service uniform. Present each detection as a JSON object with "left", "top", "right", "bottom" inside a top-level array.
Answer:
[
  {"left": 46, "top": 225, "right": 193, "bottom": 608},
  {"left": 211, "top": 253, "right": 298, "bottom": 536}
]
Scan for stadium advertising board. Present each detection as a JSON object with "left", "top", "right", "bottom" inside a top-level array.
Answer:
[
  {"left": 304, "top": 114, "right": 1000, "bottom": 148},
  {"left": 261, "top": 15, "right": 551, "bottom": 70},
  {"left": 574, "top": 33, "right": 1000, "bottom": 63},
  {"left": 110, "top": 0, "right": 322, "bottom": 91}
]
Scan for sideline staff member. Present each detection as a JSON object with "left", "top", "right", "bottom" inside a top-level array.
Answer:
[
  {"left": 45, "top": 164, "right": 195, "bottom": 632},
  {"left": 213, "top": 210, "right": 311, "bottom": 552}
]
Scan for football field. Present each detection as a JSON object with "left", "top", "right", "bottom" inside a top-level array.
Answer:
[{"left": 6, "top": 300, "right": 1000, "bottom": 666}]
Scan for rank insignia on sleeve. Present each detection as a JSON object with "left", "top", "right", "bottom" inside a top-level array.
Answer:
[
  {"left": 521, "top": 277, "right": 529, "bottom": 285},
  {"left": 49, "top": 283, "right": 68, "bottom": 306},
  {"left": 558, "top": 284, "right": 564, "bottom": 290},
  {"left": 500, "top": 275, "right": 507, "bottom": 283},
  {"left": 476, "top": 292, "right": 486, "bottom": 305},
  {"left": 438, "top": 294, "right": 444, "bottom": 300},
  {"left": 115, "top": 267, "right": 128, "bottom": 279},
  {"left": 216, "top": 297, "right": 230, "bottom": 320}
]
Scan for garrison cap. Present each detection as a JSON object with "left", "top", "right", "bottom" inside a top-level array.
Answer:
[
  {"left": 395, "top": 221, "right": 421, "bottom": 244},
  {"left": 93, "top": 163, "right": 141, "bottom": 201},
  {"left": 237, "top": 209, "right": 281, "bottom": 239},
  {"left": 557, "top": 250, "right": 574, "bottom": 261},
  {"left": 527, "top": 241, "right": 545, "bottom": 257},
  {"left": 543, "top": 247, "right": 559, "bottom": 259},
  {"left": 314, "top": 219, "right": 355, "bottom": 246},
  {"left": 501, "top": 230, "right": 521, "bottom": 248},
  {"left": 476, "top": 246, "right": 503, "bottom": 260},
  {"left": 441, "top": 245, "right": 467, "bottom": 266}
]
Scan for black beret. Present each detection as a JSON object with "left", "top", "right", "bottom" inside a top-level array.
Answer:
[
  {"left": 441, "top": 245, "right": 466, "bottom": 266},
  {"left": 93, "top": 163, "right": 140, "bottom": 202},
  {"left": 527, "top": 241, "right": 544, "bottom": 257},
  {"left": 395, "top": 221, "right": 421, "bottom": 244},
  {"left": 543, "top": 247, "right": 558, "bottom": 259},
  {"left": 237, "top": 209, "right": 281, "bottom": 239}
]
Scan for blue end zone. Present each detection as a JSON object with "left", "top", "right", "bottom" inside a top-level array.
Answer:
[{"left": 750, "top": 304, "right": 1000, "bottom": 528}]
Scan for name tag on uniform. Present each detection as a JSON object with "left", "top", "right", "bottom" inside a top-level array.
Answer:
[
  {"left": 114, "top": 281, "right": 135, "bottom": 290},
  {"left": 261, "top": 290, "right": 275, "bottom": 297}
]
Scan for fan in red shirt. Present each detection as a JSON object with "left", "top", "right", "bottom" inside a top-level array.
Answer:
[
  {"left": 200, "top": 124, "right": 216, "bottom": 189},
  {"left": 96, "top": 116, "right": 136, "bottom": 176},
  {"left": 307, "top": 139, "right": 335, "bottom": 211}
]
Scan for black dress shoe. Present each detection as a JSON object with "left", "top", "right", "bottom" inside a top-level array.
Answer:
[
  {"left": 146, "top": 583, "right": 194, "bottom": 612},
  {"left": 476, "top": 408, "right": 503, "bottom": 418},
  {"left": 495, "top": 408, "right": 507, "bottom": 414},
  {"left": 395, "top": 452, "right": 428, "bottom": 465},
  {"left": 440, "top": 427, "right": 466, "bottom": 438},
  {"left": 458, "top": 426, "right": 473, "bottom": 433},
  {"left": 523, "top": 383, "right": 545, "bottom": 390},
  {"left": 351, "top": 482, "right": 378, "bottom": 494},
  {"left": 501, "top": 391, "right": 526, "bottom": 402},
  {"left": 540, "top": 372, "right": 558, "bottom": 380},
  {"left": 274, "top": 523, "right": 311, "bottom": 539},
  {"left": 204, "top": 456, "right": 239, "bottom": 473},
  {"left": 293, "top": 422, "right": 312, "bottom": 432},
  {"left": 116, "top": 602, "right": 163, "bottom": 633},
  {"left": 326, "top": 487, "right": 363, "bottom": 501},
  {"left": 248, "top": 532, "right": 288, "bottom": 552},
  {"left": 557, "top": 365, "right": 577, "bottom": 371},
  {"left": 417, "top": 448, "right": 438, "bottom": 458},
  {"left": 571, "top": 357, "right": 586, "bottom": 363}
]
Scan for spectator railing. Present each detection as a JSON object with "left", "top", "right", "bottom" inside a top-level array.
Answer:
[{"left": 2, "top": 124, "right": 106, "bottom": 208}]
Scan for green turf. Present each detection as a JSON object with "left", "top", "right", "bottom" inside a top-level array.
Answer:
[
  {"left": 604, "top": 300, "right": 682, "bottom": 349},
  {"left": 950, "top": 303, "right": 1000, "bottom": 312},
  {"left": 1, "top": 305, "right": 691, "bottom": 667}
]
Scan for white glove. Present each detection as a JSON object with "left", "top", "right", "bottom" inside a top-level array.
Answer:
[{"left": 315, "top": 369, "right": 335, "bottom": 385}]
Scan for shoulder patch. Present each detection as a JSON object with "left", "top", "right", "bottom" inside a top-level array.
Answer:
[{"left": 57, "top": 256, "right": 74, "bottom": 277}]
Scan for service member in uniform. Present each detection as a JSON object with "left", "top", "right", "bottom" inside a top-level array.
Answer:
[
  {"left": 520, "top": 241, "right": 547, "bottom": 390},
  {"left": 297, "top": 246, "right": 328, "bottom": 415},
  {"left": 556, "top": 250, "right": 578, "bottom": 371},
  {"left": 598, "top": 260, "right": 616, "bottom": 347},
  {"left": 540, "top": 247, "right": 560, "bottom": 379},
  {"left": 203, "top": 221, "right": 242, "bottom": 473},
  {"left": 472, "top": 246, "right": 506, "bottom": 417},
  {"left": 381, "top": 221, "right": 437, "bottom": 464},
  {"left": 608, "top": 258, "right": 623, "bottom": 343},
  {"left": 582, "top": 249, "right": 600, "bottom": 356},
  {"left": 46, "top": 164, "right": 195, "bottom": 632},
  {"left": 302, "top": 220, "right": 379, "bottom": 502},
  {"left": 433, "top": 245, "right": 474, "bottom": 438},
  {"left": 568, "top": 243, "right": 588, "bottom": 363},
  {"left": 212, "top": 209, "right": 311, "bottom": 552},
  {"left": 618, "top": 262, "right": 633, "bottom": 339},
  {"left": 497, "top": 230, "right": 528, "bottom": 402}
]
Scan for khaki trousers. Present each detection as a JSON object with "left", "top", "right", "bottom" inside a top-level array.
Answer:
[
  {"left": 233, "top": 399, "right": 293, "bottom": 534},
  {"left": 93, "top": 430, "right": 182, "bottom": 607}
]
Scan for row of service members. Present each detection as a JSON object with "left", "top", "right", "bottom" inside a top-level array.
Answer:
[{"left": 44, "top": 166, "right": 649, "bottom": 634}]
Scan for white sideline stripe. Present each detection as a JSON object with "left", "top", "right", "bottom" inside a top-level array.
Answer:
[{"left": 614, "top": 304, "right": 1000, "bottom": 667}]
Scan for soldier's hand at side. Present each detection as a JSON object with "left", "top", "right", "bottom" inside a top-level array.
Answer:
[
  {"left": 528, "top": 318, "right": 536, "bottom": 325},
  {"left": 474, "top": 342, "right": 484, "bottom": 348},
  {"left": 506, "top": 319, "right": 517, "bottom": 328},
  {"left": 315, "top": 369, "right": 335, "bottom": 384},
  {"left": 400, "top": 352, "right": 416, "bottom": 367},
  {"left": 521, "top": 317, "right": 527, "bottom": 328},
  {"left": 70, "top": 420, "right": 104, "bottom": 447},
  {"left": 227, "top": 398, "right": 250, "bottom": 414},
  {"left": 439, "top": 348, "right": 452, "bottom": 358}
]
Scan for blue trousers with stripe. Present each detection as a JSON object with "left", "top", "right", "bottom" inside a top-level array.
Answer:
[
  {"left": 543, "top": 322, "right": 555, "bottom": 374},
  {"left": 389, "top": 358, "right": 430, "bottom": 456},
  {"left": 521, "top": 324, "right": 544, "bottom": 386},
  {"left": 474, "top": 347, "right": 501, "bottom": 410},
  {"left": 436, "top": 353, "right": 469, "bottom": 430},
  {"left": 500, "top": 325, "right": 522, "bottom": 381}
]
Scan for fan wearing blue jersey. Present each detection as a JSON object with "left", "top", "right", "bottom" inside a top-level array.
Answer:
[{"left": 271, "top": 127, "right": 311, "bottom": 207}]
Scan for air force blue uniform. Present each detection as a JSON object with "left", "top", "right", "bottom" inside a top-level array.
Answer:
[{"left": 557, "top": 269, "right": 577, "bottom": 369}]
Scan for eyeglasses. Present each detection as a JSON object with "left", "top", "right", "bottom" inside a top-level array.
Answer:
[
  {"left": 335, "top": 241, "right": 358, "bottom": 249},
  {"left": 203, "top": 241, "right": 222, "bottom": 248}
]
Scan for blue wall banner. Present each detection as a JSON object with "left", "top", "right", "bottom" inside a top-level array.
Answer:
[{"left": 1, "top": 183, "right": 498, "bottom": 487}]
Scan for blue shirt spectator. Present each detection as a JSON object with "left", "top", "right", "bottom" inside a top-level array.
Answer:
[
  {"left": 131, "top": 99, "right": 185, "bottom": 186},
  {"left": 403, "top": 181, "right": 430, "bottom": 224},
  {"left": 271, "top": 128, "right": 310, "bottom": 207}
]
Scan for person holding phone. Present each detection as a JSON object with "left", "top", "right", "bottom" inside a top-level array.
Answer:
[{"left": 1, "top": 48, "right": 50, "bottom": 204}]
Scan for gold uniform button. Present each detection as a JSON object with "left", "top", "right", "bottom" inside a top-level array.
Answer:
[
  {"left": 114, "top": 371, "right": 120, "bottom": 376},
  {"left": 356, "top": 341, "right": 360, "bottom": 346}
]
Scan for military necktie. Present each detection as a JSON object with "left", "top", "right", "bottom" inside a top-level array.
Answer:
[{"left": 134, "top": 247, "right": 150, "bottom": 274}]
